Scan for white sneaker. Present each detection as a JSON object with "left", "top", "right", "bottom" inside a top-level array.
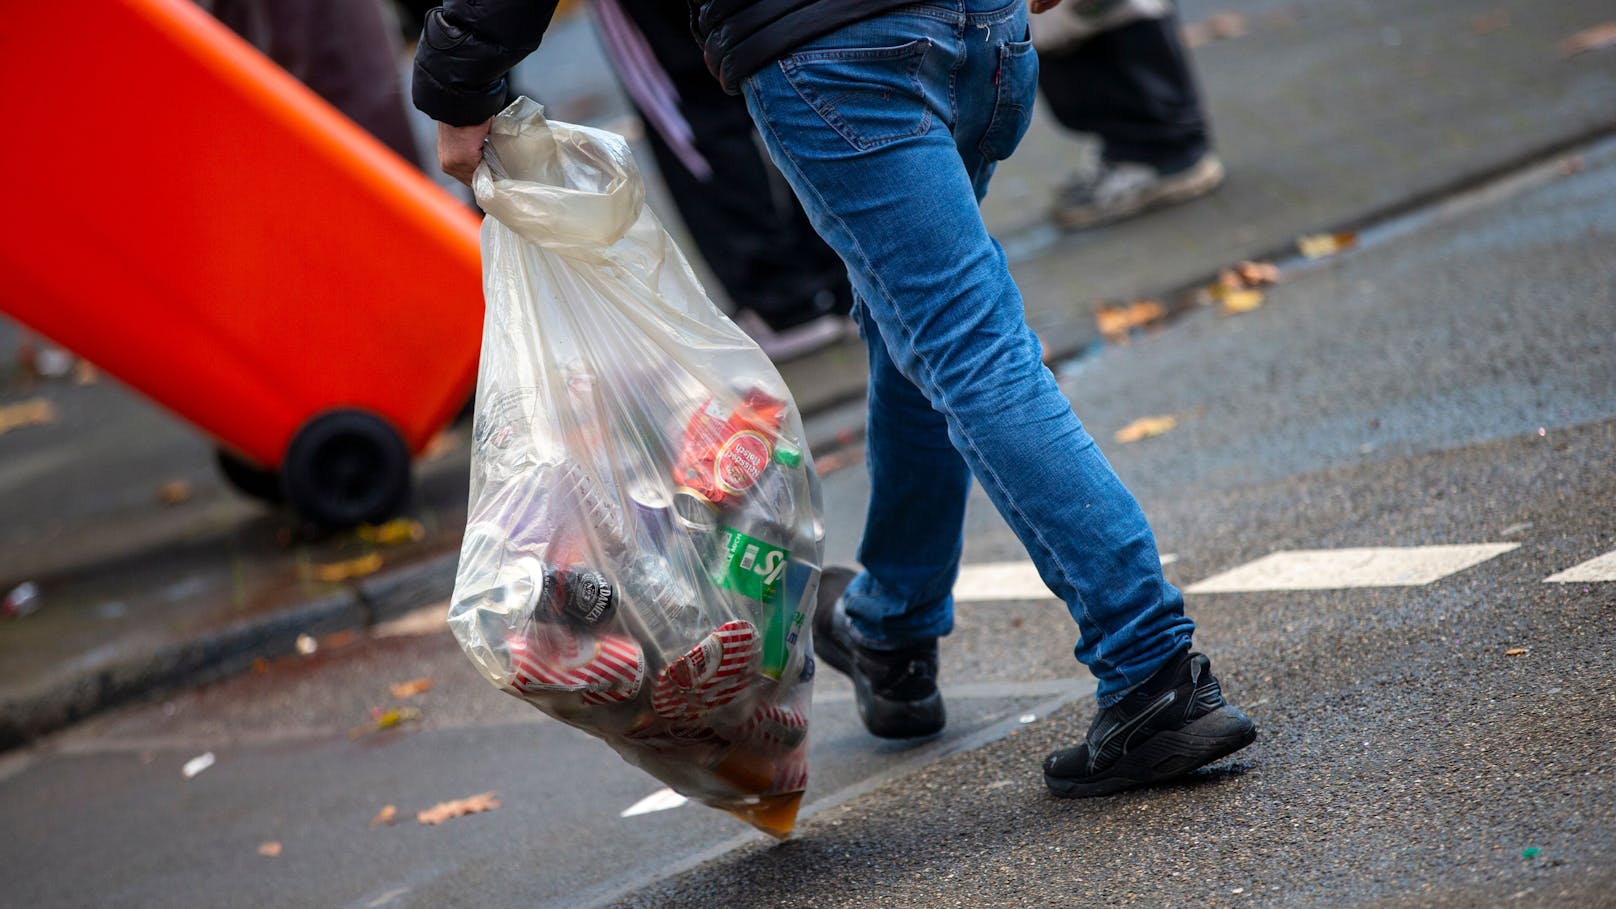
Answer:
[{"left": 1052, "top": 152, "right": 1225, "bottom": 230}]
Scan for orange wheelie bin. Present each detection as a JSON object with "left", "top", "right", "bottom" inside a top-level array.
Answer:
[{"left": 0, "top": 0, "right": 483, "bottom": 526}]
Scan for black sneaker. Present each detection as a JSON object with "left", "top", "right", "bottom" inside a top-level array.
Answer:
[
  {"left": 1044, "top": 649, "right": 1255, "bottom": 798},
  {"left": 813, "top": 567, "right": 946, "bottom": 739}
]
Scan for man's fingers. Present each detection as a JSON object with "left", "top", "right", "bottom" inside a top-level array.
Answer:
[{"left": 436, "top": 119, "right": 493, "bottom": 187}]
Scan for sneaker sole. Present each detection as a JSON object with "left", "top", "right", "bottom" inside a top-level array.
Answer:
[
  {"left": 1053, "top": 157, "right": 1226, "bottom": 230},
  {"left": 1044, "top": 705, "right": 1257, "bottom": 798}
]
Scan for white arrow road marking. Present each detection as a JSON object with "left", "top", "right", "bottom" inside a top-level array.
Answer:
[
  {"left": 954, "top": 556, "right": 1177, "bottom": 603},
  {"left": 1544, "top": 549, "right": 1616, "bottom": 583},
  {"left": 1184, "top": 544, "right": 1520, "bottom": 593},
  {"left": 620, "top": 788, "right": 688, "bottom": 818}
]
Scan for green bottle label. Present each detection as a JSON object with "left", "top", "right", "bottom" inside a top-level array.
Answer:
[
  {"left": 712, "top": 528, "right": 792, "bottom": 677},
  {"left": 712, "top": 528, "right": 788, "bottom": 606}
]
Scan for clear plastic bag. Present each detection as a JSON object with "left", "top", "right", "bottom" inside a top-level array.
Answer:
[{"left": 450, "top": 98, "right": 825, "bottom": 837}]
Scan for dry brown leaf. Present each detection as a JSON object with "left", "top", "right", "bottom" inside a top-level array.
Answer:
[
  {"left": 157, "top": 480, "right": 193, "bottom": 506},
  {"left": 417, "top": 791, "right": 501, "bottom": 825},
  {"left": 0, "top": 398, "right": 58, "bottom": 436},
  {"left": 1236, "top": 261, "right": 1280, "bottom": 286},
  {"left": 257, "top": 841, "right": 282, "bottom": 857},
  {"left": 358, "top": 519, "right": 426, "bottom": 546},
  {"left": 1297, "top": 231, "right": 1359, "bottom": 259},
  {"left": 73, "top": 361, "right": 99, "bottom": 386},
  {"left": 371, "top": 805, "right": 399, "bottom": 827},
  {"left": 1095, "top": 300, "right": 1166, "bottom": 340},
  {"left": 1504, "top": 647, "right": 1528, "bottom": 656},
  {"left": 1470, "top": 11, "right": 1511, "bottom": 34},
  {"left": 1560, "top": 22, "right": 1616, "bottom": 57},
  {"left": 311, "top": 552, "right": 384, "bottom": 582},
  {"left": 1114, "top": 415, "right": 1179, "bottom": 444},
  {"left": 389, "top": 677, "right": 435, "bottom": 699}
]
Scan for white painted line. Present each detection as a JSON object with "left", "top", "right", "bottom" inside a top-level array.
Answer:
[
  {"left": 1544, "top": 550, "right": 1616, "bottom": 583},
  {"left": 1184, "top": 544, "right": 1520, "bottom": 593},
  {"left": 620, "top": 788, "right": 688, "bottom": 818},
  {"left": 954, "top": 555, "right": 1176, "bottom": 603}
]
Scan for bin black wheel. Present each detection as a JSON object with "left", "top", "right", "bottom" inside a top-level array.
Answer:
[
  {"left": 281, "top": 410, "right": 411, "bottom": 528},
  {"left": 215, "top": 448, "right": 284, "bottom": 504}
]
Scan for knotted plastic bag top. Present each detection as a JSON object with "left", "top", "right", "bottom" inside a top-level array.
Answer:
[{"left": 473, "top": 97, "right": 644, "bottom": 260}]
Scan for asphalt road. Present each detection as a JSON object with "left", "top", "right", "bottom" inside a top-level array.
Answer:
[{"left": 3, "top": 108, "right": 1613, "bottom": 908}]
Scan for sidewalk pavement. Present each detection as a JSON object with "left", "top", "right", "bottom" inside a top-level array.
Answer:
[{"left": 2, "top": 0, "right": 1615, "bottom": 747}]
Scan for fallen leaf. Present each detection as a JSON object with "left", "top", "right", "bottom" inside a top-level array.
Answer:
[
  {"left": 1560, "top": 22, "right": 1616, "bottom": 57},
  {"left": 358, "top": 519, "right": 426, "bottom": 546},
  {"left": 1297, "top": 231, "right": 1359, "bottom": 259},
  {"left": 351, "top": 707, "right": 423, "bottom": 738},
  {"left": 814, "top": 445, "right": 864, "bottom": 477},
  {"left": 1469, "top": 11, "right": 1510, "bottom": 34},
  {"left": 417, "top": 792, "right": 501, "bottom": 826},
  {"left": 1220, "top": 289, "right": 1266, "bottom": 313},
  {"left": 73, "top": 361, "right": 98, "bottom": 385},
  {"left": 0, "top": 398, "right": 58, "bottom": 435},
  {"left": 1095, "top": 299, "right": 1166, "bottom": 340},
  {"left": 310, "top": 552, "right": 384, "bottom": 582},
  {"left": 371, "top": 805, "right": 399, "bottom": 827},
  {"left": 182, "top": 752, "right": 216, "bottom": 779},
  {"left": 1504, "top": 647, "right": 1528, "bottom": 656},
  {"left": 389, "top": 677, "right": 435, "bottom": 699},
  {"left": 157, "top": 480, "right": 193, "bottom": 506},
  {"left": 257, "top": 841, "right": 282, "bottom": 857},
  {"left": 1235, "top": 260, "right": 1280, "bottom": 286},
  {"left": 1114, "top": 415, "right": 1179, "bottom": 444},
  {"left": 1559, "top": 155, "right": 1586, "bottom": 175}
]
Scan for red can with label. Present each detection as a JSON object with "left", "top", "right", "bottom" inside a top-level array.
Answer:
[{"left": 672, "top": 386, "right": 788, "bottom": 512}]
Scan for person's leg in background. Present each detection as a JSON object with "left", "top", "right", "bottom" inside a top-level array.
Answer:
[
  {"left": 1039, "top": 14, "right": 1224, "bottom": 229},
  {"left": 594, "top": 0, "right": 854, "bottom": 360},
  {"left": 207, "top": 0, "right": 422, "bottom": 166}
]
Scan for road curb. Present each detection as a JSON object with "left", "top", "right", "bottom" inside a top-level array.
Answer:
[{"left": 0, "top": 552, "right": 460, "bottom": 752}]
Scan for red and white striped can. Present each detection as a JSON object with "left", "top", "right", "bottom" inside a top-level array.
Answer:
[
  {"left": 651, "top": 619, "right": 761, "bottom": 720},
  {"left": 508, "top": 629, "right": 645, "bottom": 705},
  {"left": 734, "top": 702, "right": 808, "bottom": 754}
]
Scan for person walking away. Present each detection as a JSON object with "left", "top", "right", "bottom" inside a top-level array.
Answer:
[
  {"left": 412, "top": 0, "right": 1257, "bottom": 798},
  {"left": 1033, "top": 1, "right": 1224, "bottom": 229}
]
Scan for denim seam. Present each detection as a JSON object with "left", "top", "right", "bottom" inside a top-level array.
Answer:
[{"left": 978, "top": 39, "right": 1033, "bottom": 163}]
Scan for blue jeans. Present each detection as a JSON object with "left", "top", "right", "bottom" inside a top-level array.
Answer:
[{"left": 742, "top": 0, "right": 1194, "bottom": 706}]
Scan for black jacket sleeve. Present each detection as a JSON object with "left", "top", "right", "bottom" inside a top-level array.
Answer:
[{"left": 411, "top": 0, "right": 560, "bottom": 126}]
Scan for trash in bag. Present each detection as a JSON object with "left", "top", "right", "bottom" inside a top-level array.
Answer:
[{"left": 450, "top": 98, "right": 825, "bottom": 837}]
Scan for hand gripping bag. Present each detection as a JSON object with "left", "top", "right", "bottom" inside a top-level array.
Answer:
[{"left": 451, "top": 99, "right": 825, "bottom": 836}]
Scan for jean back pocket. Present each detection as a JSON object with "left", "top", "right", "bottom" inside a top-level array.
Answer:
[{"left": 780, "top": 39, "right": 934, "bottom": 153}]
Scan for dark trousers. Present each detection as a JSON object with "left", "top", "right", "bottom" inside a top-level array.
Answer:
[
  {"left": 600, "top": 0, "right": 852, "bottom": 331},
  {"left": 1037, "top": 15, "right": 1210, "bottom": 172}
]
